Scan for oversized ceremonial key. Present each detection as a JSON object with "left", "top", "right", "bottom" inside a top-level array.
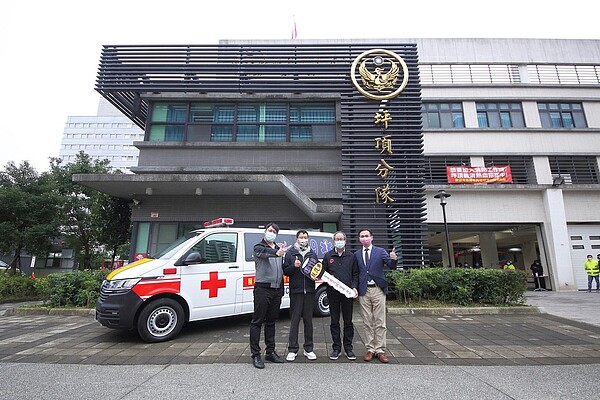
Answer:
[{"left": 301, "top": 258, "right": 357, "bottom": 298}]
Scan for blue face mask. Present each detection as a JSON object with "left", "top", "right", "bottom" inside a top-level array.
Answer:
[
  {"left": 334, "top": 240, "right": 345, "bottom": 249},
  {"left": 265, "top": 232, "right": 277, "bottom": 242}
]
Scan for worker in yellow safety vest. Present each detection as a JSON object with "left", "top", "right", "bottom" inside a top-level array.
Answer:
[
  {"left": 503, "top": 260, "right": 516, "bottom": 270},
  {"left": 584, "top": 254, "right": 600, "bottom": 293}
]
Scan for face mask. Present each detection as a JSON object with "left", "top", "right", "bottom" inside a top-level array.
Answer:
[
  {"left": 588, "top": 257, "right": 593, "bottom": 260},
  {"left": 334, "top": 240, "right": 345, "bottom": 249},
  {"left": 360, "top": 237, "right": 372, "bottom": 247},
  {"left": 265, "top": 232, "right": 277, "bottom": 242},
  {"left": 297, "top": 239, "right": 309, "bottom": 250}
]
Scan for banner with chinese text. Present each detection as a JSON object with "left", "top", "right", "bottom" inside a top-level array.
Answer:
[{"left": 447, "top": 166, "right": 512, "bottom": 184}]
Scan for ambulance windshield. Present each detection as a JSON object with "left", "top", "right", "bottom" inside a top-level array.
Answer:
[{"left": 150, "top": 231, "right": 204, "bottom": 259}]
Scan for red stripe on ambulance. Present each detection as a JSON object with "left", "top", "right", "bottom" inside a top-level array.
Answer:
[{"left": 132, "top": 278, "right": 181, "bottom": 300}]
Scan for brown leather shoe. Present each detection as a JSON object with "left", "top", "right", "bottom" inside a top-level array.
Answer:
[
  {"left": 363, "top": 351, "right": 375, "bottom": 361},
  {"left": 377, "top": 352, "right": 389, "bottom": 363}
]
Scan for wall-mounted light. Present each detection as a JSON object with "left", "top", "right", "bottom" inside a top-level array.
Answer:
[
  {"left": 132, "top": 199, "right": 142, "bottom": 208},
  {"left": 552, "top": 175, "right": 565, "bottom": 187},
  {"left": 145, "top": 187, "right": 153, "bottom": 195},
  {"left": 243, "top": 188, "right": 250, "bottom": 195},
  {"left": 195, "top": 188, "right": 203, "bottom": 196}
]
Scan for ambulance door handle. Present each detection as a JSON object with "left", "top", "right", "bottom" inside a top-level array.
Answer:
[{"left": 229, "top": 265, "right": 240, "bottom": 269}]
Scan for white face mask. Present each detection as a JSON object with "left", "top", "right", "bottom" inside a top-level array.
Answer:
[
  {"left": 297, "top": 238, "right": 309, "bottom": 249},
  {"left": 334, "top": 240, "right": 345, "bottom": 249}
]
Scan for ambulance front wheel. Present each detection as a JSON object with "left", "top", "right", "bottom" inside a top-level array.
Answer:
[
  {"left": 137, "top": 298, "right": 185, "bottom": 343},
  {"left": 314, "top": 285, "right": 330, "bottom": 317}
]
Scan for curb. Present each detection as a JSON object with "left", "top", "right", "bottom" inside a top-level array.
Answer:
[
  {"left": 387, "top": 306, "right": 540, "bottom": 315},
  {"left": 4, "top": 308, "right": 95, "bottom": 317},
  {"left": 2, "top": 306, "right": 539, "bottom": 317}
]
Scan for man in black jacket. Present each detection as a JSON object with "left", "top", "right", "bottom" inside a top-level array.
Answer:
[
  {"left": 282, "top": 230, "right": 319, "bottom": 361},
  {"left": 322, "top": 231, "right": 359, "bottom": 361}
]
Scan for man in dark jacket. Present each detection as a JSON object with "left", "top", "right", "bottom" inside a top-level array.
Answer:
[
  {"left": 250, "top": 223, "right": 286, "bottom": 369},
  {"left": 322, "top": 231, "right": 359, "bottom": 361},
  {"left": 282, "top": 230, "right": 319, "bottom": 361},
  {"left": 530, "top": 259, "right": 546, "bottom": 290}
]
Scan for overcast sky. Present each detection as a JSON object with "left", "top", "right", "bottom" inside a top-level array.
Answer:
[{"left": 1, "top": 0, "right": 599, "bottom": 172}]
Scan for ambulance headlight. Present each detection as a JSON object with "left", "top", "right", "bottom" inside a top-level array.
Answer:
[{"left": 103, "top": 278, "right": 141, "bottom": 292}]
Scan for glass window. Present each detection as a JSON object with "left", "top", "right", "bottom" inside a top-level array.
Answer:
[
  {"left": 151, "top": 103, "right": 187, "bottom": 122},
  {"left": 188, "top": 233, "right": 238, "bottom": 263},
  {"left": 149, "top": 223, "right": 178, "bottom": 256},
  {"left": 477, "top": 102, "right": 524, "bottom": 128},
  {"left": 148, "top": 101, "right": 336, "bottom": 143},
  {"left": 422, "top": 103, "right": 464, "bottom": 129},
  {"left": 538, "top": 103, "right": 587, "bottom": 128}
]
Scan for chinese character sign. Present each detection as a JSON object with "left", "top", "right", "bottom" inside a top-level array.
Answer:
[{"left": 446, "top": 166, "right": 513, "bottom": 184}]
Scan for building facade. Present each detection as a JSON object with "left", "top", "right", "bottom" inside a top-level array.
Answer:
[
  {"left": 59, "top": 98, "right": 144, "bottom": 172},
  {"left": 76, "top": 39, "right": 600, "bottom": 292}
]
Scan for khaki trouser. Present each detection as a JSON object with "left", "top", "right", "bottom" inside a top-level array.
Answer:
[{"left": 358, "top": 286, "right": 387, "bottom": 354}]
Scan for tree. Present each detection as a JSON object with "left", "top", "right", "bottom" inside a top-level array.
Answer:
[
  {"left": 0, "top": 161, "right": 60, "bottom": 273},
  {"left": 49, "top": 152, "right": 112, "bottom": 269},
  {"left": 93, "top": 192, "right": 132, "bottom": 267}
]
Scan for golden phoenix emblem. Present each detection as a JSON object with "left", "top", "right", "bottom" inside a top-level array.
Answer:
[{"left": 350, "top": 49, "right": 409, "bottom": 100}]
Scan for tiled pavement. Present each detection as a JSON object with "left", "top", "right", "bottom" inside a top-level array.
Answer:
[{"left": 1, "top": 307, "right": 600, "bottom": 366}]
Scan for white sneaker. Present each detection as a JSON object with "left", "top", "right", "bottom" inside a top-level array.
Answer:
[
  {"left": 303, "top": 350, "right": 317, "bottom": 360},
  {"left": 286, "top": 352, "right": 297, "bottom": 362}
]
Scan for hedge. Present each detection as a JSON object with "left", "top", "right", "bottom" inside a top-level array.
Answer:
[
  {"left": 387, "top": 267, "right": 528, "bottom": 306},
  {"left": 0, "top": 269, "right": 110, "bottom": 308}
]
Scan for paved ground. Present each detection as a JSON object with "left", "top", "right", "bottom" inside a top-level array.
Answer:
[
  {"left": 0, "top": 291, "right": 599, "bottom": 366},
  {"left": 1, "top": 291, "right": 600, "bottom": 399}
]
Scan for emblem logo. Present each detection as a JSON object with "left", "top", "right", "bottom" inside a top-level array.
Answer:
[{"left": 350, "top": 49, "right": 409, "bottom": 100}]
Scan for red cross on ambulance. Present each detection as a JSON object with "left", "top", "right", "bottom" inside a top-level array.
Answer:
[{"left": 200, "top": 271, "right": 226, "bottom": 298}]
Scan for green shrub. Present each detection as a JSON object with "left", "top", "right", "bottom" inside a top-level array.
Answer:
[
  {"left": 388, "top": 267, "right": 527, "bottom": 306},
  {"left": 45, "top": 269, "right": 110, "bottom": 308},
  {"left": 0, "top": 273, "right": 38, "bottom": 300}
]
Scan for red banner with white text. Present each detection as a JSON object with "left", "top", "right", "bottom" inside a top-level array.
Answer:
[{"left": 446, "top": 166, "right": 512, "bottom": 184}]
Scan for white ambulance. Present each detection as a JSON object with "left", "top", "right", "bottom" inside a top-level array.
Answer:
[{"left": 95, "top": 219, "right": 335, "bottom": 342}]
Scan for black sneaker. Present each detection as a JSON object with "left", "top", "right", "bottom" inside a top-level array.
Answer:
[
  {"left": 345, "top": 350, "right": 356, "bottom": 360},
  {"left": 265, "top": 351, "right": 284, "bottom": 363},
  {"left": 329, "top": 349, "right": 341, "bottom": 360},
  {"left": 253, "top": 356, "right": 265, "bottom": 369}
]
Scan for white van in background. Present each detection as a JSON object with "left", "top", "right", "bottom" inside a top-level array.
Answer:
[{"left": 95, "top": 219, "right": 334, "bottom": 342}]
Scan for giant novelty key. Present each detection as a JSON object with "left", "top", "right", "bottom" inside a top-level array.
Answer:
[{"left": 301, "top": 258, "right": 357, "bottom": 298}]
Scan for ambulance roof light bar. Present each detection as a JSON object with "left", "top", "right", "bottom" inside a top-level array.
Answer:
[{"left": 203, "top": 218, "right": 234, "bottom": 228}]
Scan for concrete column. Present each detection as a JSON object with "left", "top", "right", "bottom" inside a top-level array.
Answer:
[
  {"left": 463, "top": 101, "right": 478, "bottom": 128},
  {"left": 533, "top": 156, "right": 552, "bottom": 185},
  {"left": 542, "top": 188, "right": 576, "bottom": 291},
  {"left": 479, "top": 232, "right": 499, "bottom": 269},
  {"left": 470, "top": 156, "right": 485, "bottom": 167}
]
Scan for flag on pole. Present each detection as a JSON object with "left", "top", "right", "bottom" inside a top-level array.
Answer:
[{"left": 291, "top": 17, "right": 297, "bottom": 39}]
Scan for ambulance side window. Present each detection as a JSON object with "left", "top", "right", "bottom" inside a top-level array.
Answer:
[
  {"left": 244, "top": 233, "right": 296, "bottom": 262},
  {"left": 189, "top": 233, "right": 237, "bottom": 263}
]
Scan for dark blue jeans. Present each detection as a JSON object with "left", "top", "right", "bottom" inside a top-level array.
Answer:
[
  {"left": 588, "top": 275, "right": 599, "bottom": 291},
  {"left": 249, "top": 285, "right": 282, "bottom": 357}
]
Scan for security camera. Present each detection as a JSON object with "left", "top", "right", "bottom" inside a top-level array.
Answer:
[{"left": 132, "top": 199, "right": 142, "bottom": 207}]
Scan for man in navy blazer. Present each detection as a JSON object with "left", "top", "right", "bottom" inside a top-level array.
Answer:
[{"left": 355, "top": 228, "right": 397, "bottom": 363}]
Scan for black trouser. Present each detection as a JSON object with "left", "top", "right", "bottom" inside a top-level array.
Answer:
[
  {"left": 249, "top": 285, "right": 282, "bottom": 358},
  {"left": 327, "top": 287, "right": 354, "bottom": 353},
  {"left": 288, "top": 292, "right": 314, "bottom": 353}
]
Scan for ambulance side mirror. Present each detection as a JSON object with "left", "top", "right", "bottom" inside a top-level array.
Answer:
[{"left": 183, "top": 252, "right": 204, "bottom": 265}]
